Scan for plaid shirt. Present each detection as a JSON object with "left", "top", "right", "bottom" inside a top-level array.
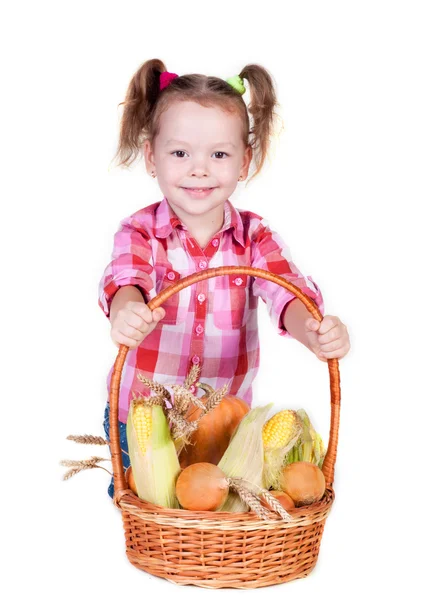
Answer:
[{"left": 99, "top": 197, "right": 324, "bottom": 423}]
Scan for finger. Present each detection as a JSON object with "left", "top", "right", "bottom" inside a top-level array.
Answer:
[
  {"left": 316, "top": 315, "right": 340, "bottom": 336},
  {"left": 129, "top": 302, "right": 153, "bottom": 324},
  {"left": 111, "top": 331, "right": 140, "bottom": 350},
  {"left": 152, "top": 308, "right": 166, "bottom": 321},
  {"left": 319, "top": 339, "right": 344, "bottom": 353},
  {"left": 305, "top": 318, "right": 320, "bottom": 332},
  {"left": 123, "top": 311, "right": 151, "bottom": 332},
  {"left": 123, "top": 319, "right": 149, "bottom": 337},
  {"left": 318, "top": 323, "right": 345, "bottom": 345},
  {"left": 319, "top": 346, "right": 349, "bottom": 359}
]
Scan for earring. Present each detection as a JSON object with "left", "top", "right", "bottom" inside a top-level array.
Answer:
[
  {"left": 151, "top": 171, "right": 156, "bottom": 178},
  {"left": 238, "top": 176, "right": 244, "bottom": 181}
]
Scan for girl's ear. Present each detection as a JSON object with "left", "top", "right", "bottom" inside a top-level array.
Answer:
[
  {"left": 143, "top": 139, "right": 155, "bottom": 173},
  {"left": 240, "top": 144, "right": 253, "bottom": 179}
]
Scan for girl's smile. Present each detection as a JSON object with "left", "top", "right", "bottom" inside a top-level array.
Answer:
[{"left": 181, "top": 186, "right": 217, "bottom": 198}]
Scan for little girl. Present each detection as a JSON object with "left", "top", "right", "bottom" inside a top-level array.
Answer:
[{"left": 99, "top": 59, "right": 350, "bottom": 497}]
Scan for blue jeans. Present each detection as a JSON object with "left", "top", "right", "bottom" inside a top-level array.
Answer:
[{"left": 103, "top": 403, "right": 130, "bottom": 498}]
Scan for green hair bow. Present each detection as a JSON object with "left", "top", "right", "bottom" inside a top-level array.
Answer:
[{"left": 226, "top": 75, "right": 246, "bottom": 95}]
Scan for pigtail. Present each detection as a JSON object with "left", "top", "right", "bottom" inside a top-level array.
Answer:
[
  {"left": 240, "top": 64, "right": 282, "bottom": 181},
  {"left": 113, "top": 58, "right": 167, "bottom": 168}
]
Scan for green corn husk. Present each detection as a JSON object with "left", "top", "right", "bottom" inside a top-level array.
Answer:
[
  {"left": 126, "top": 401, "right": 180, "bottom": 508},
  {"left": 285, "top": 409, "right": 326, "bottom": 467},
  {"left": 297, "top": 409, "right": 313, "bottom": 462},
  {"left": 217, "top": 404, "right": 273, "bottom": 513},
  {"left": 315, "top": 432, "right": 326, "bottom": 468}
]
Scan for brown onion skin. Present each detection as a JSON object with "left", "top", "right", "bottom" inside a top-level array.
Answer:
[
  {"left": 125, "top": 466, "right": 138, "bottom": 495},
  {"left": 179, "top": 391, "right": 249, "bottom": 468},
  {"left": 176, "top": 463, "right": 229, "bottom": 511},
  {"left": 260, "top": 490, "right": 295, "bottom": 512},
  {"left": 280, "top": 462, "right": 326, "bottom": 507}
]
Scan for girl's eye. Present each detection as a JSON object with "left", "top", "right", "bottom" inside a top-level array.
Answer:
[{"left": 171, "top": 151, "right": 229, "bottom": 159}]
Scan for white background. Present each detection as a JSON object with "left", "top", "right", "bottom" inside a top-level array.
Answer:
[{"left": 2, "top": 1, "right": 422, "bottom": 598}]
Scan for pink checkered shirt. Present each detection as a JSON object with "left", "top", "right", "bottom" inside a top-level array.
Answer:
[{"left": 99, "top": 197, "right": 324, "bottom": 423}]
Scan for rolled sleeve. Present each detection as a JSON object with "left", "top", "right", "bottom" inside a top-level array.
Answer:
[
  {"left": 98, "top": 219, "right": 157, "bottom": 318},
  {"left": 251, "top": 219, "right": 324, "bottom": 338}
]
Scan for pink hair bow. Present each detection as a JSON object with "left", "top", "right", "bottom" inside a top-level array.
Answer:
[{"left": 160, "top": 71, "right": 179, "bottom": 91}]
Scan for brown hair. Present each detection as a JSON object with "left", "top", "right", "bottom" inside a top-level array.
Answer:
[{"left": 112, "top": 58, "right": 283, "bottom": 183}]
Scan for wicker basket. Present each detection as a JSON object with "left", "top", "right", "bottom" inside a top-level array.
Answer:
[{"left": 109, "top": 266, "right": 341, "bottom": 589}]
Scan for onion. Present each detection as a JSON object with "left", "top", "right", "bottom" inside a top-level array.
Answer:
[
  {"left": 125, "top": 466, "right": 138, "bottom": 495},
  {"left": 280, "top": 461, "right": 326, "bottom": 506},
  {"left": 260, "top": 490, "right": 295, "bottom": 512},
  {"left": 176, "top": 463, "right": 229, "bottom": 511}
]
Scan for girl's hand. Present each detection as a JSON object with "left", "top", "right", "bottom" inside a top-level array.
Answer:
[
  {"left": 305, "top": 315, "right": 350, "bottom": 362},
  {"left": 110, "top": 301, "right": 166, "bottom": 349}
]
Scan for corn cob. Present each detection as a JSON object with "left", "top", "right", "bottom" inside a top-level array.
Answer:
[
  {"left": 126, "top": 399, "right": 180, "bottom": 508},
  {"left": 263, "top": 409, "right": 301, "bottom": 448},
  {"left": 262, "top": 409, "right": 303, "bottom": 489},
  {"left": 132, "top": 403, "right": 153, "bottom": 454},
  {"left": 217, "top": 404, "right": 273, "bottom": 512}
]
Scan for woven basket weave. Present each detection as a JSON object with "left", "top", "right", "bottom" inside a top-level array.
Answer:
[{"left": 109, "top": 266, "right": 341, "bottom": 589}]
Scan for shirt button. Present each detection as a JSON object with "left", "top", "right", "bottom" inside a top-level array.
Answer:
[
  {"left": 197, "top": 293, "right": 206, "bottom": 303},
  {"left": 195, "top": 324, "right": 204, "bottom": 334},
  {"left": 234, "top": 277, "right": 244, "bottom": 286},
  {"left": 212, "top": 238, "right": 219, "bottom": 247},
  {"left": 189, "top": 384, "right": 196, "bottom": 394},
  {"left": 198, "top": 260, "right": 208, "bottom": 270},
  {"left": 191, "top": 355, "right": 200, "bottom": 365},
  {"left": 167, "top": 271, "right": 175, "bottom": 280}
]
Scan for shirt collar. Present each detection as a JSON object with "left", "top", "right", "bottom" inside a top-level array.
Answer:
[{"left": 154, "top": 197, "right": 245, "bottom": 248}]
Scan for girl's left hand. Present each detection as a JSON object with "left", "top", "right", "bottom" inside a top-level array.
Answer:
[{"left": 305, "top": 315, "right": 350, "bottom": 362}]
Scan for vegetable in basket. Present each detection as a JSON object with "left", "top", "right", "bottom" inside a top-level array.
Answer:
[
  {"left": 262, "top": 409, "right": 303, "bottom": 489},
  {"left": 279, "top": 461, "right": 326, "bottom": 507},
  {"left": 217, "top": 404, "right": 273, "bottom": 512},
  {"left": 137, "top": 367, "right": 232, "bottom": 456},
  {"left": 126, "top": 399, "right": 180, "bottom": 508},
  {"left": 260, "top": 490, "right": 295, "bottom": 512},
  {"left": 125, "top": 466, "right": 137, "bottom": 494},
  {"left": 176, "top": 462, "right": 292, "bottom": 521},
  {"left": 178, "top": 382, "right": 250, "bottom": 468},
  {"left": 285, "top": 409, "right": 326, "bottom": 468}
]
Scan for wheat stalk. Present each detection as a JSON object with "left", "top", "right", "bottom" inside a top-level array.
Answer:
[
  {"left": 170, "top": 385, "right": 204, "bottom": 411},
  {"left": 259, "top": 489, "right": 293, "bottom": 521},
  {"left": 228, "top": 478, "right": 272, "bottom": 520},
  {"left": 183, "top": 364, "right": 201, "bottom": 388},
  {"left": 203, "top": 383, "right": 229, "bottom": 414},
  {"left": 66, "top": 434, "right": 109, "bottom": 445},
  {"left": 60, "top": 456, "right": 112, "bottom": 480},
  {"left": 137, "top": 373, "right": 171, "bottom": 400},
  {"left": 231, "top": 478, "right": 293, "bottom": 522},
  {"left": 143, "top": 395, "right": 166, "bottom": 407}
]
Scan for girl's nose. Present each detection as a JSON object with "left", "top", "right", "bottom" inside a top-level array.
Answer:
[{"left": 190, "top": 160, "right": 209, "bottom": 177}]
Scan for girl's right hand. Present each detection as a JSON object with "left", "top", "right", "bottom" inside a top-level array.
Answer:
[{"left": 110, "top": 302, "right": 166, "bottom": 349}]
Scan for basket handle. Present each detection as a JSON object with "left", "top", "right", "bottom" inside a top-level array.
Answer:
[{"left": 109, "top": 266, "right": 341, "bottom": 501}]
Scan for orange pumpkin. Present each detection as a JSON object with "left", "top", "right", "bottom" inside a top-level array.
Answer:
[{"left": 179, "top": 382, "right": 250, "bottom": 468}]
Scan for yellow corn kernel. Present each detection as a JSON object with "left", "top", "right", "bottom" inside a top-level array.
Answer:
[
  {"left": 263, "top": 410, "right": 299, "bottom": 449},
  {"left": 132, "top": 402, "right": 152, "bottom": 454}
]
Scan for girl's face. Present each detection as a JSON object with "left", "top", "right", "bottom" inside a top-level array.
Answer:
[{"left": 144, "top": 101, "right": 252, "bottom": 224}]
